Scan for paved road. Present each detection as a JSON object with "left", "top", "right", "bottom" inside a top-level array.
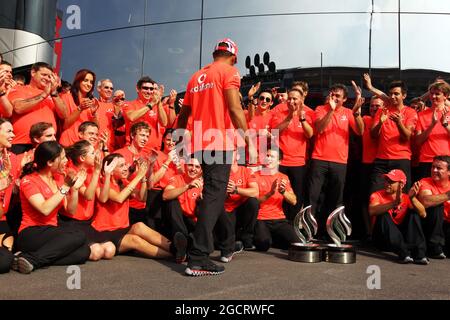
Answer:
[{"left": 2, "top": 246, "right": 449, "bottom": 301}]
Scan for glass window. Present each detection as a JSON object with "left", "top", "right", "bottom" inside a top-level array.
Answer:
[
  {"left": 57, "top": 0, "right": 146, "bottom": 37},
  {"left": 143, "top": 21, "right": 201, "bottom": 92},
  {"left": 201, "top": 14, "right": 370, "bottom": 77},
  {"left": 204, "top": 0, "right": 371, "bottom": 18},
  {"left": 371, "top": 13, "right": 398, "bottom": 69},
  {"left": 401, "top": 0, "right": 450, "bottom": 13},
  {"left": 401, "top": 14, "right": 450, "bottom": 72},
  {"left": 147, "top": 0, "right": 202, "bottom": 23},
  {"left": 59, "top": 27, "right": 144, "bottom": 98}
]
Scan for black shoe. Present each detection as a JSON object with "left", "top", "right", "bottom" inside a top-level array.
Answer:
[
  {"left": 14, "top": 256, "right": 34, "bottom": 274},
  {"left": 413, "top": 257, "right": 430, "bottom": 265},
  {"left": 429, "top": 252, "right": 446, "bottom": 259},
  {"left": 220, "top": 241, "right": 244, "bottom": 263},
  {"left": 185, "top": 259, "right": 225, "bottom": 276},
  {"left": 173, "top": 232, "right": 188, "bottom": 264}
]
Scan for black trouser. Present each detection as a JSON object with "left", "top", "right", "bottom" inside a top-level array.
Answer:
[
  {"left": 0, "top": 247, "right": 12, "bottom": 273},
  {"left": 422, "top": 205, "right": 445, "bottom": 256},
  {"left": 189, "top": 150, "right": 232, "bottom": 265},
  {"left": 11, "top": 144, "right": 33, "bottom": 155},
  {"left": 308, "top": 159, "right": 347, "bottom": 236},
  {"left": 372, "top": 211, "right": 426, "bottom": 259},
  {"left": 213, "top": 210, "right": 236, "bottom": 257},
  {"left": 146, "top": 189, "right": 164, "bottom": 231},
  {"left": 443, "top": 222, "right": 450, "bottom": 256},
  {"left": 129, "top": 207, "right": 149, "bottom": 226},
  {"left": 254, "top": 219, "right": 300, "bottom": 251},
  {"left": 370, "top": 158, "right": 411, "bottom": 194},
  {"left": 17, "top": 226, "right": 90, "bottom": 269},
  {"left": 233, "top": 197, "right": 259, "bottom": 247},
  {"left": 279, "top": 165, "right": 306, "bottom": 221},
  {"left": 360, "top": 163, "right": 374, "bottom": 237},
  {"left": 213, "top": 198, "right": 259, "bottom": 254},
  {"left": 165, "top": 199, "right": 197, "bottom": 238},
  {"left": 415, "top": 162, "right": 432, "bottom": 182}
]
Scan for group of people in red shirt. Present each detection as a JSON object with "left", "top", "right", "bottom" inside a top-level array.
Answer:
[{"left": 0, "top": 39, "right": 449, "bottom": 277}]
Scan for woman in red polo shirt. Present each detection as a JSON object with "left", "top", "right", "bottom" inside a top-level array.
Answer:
[
  {"left": 92, "top": 153, "right": 175, "bottom": 259},
  {"left": 59, "top": 69, "right": 100, "bottom": 147},
  {"left": 14, "top": 141, "right": 90, "bottom": 274},
  {"left": 63, "top": 140, "right": 116, "bottom": 261},
  {"left": 0, "top": 118, "right": 19, "bottom": 273}
]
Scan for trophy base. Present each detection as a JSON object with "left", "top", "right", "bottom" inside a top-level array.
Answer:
[
  {"left": 288, "top": 243, "right": 323, "bottom": 263},
  {"left": 323, "top": 244, "right": 356, "bottom": 264}
]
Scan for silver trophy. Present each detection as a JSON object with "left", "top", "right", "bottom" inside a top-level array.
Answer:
[
  {"left": 288, "top": 205, "right": 323, "bottom": 263},
  {"left": 323, "top": 206, "right": 356, "bottom": 264}
]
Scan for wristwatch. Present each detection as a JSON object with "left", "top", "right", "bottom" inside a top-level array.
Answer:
[
  {"left": 443, "top": 122, "right": 449, "bottom": 128},
  {"left": 233, "top": 186, "right": 239, "bottom": 194},
  {"left": 0, "top": 91, "right": 6, "bottom": 97},
  {"left": 353, "top": 111, "right": 361, "bottom": 117},
  {"left": 59, "top": 186, "right": 70, "bottom": 195},
  {"left": 300, "top": 118, "right": 306, "bottom": 122},
  {"left": 146, "top": 103, "right": 153, "bottom": 109}
]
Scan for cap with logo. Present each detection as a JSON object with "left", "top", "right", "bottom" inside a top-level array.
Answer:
[
  {"left": 214, "top": 38, "right": 238, "bottom": 57},
  {"left": 383, "top": 169, "right": 407, "bottom": 185}
]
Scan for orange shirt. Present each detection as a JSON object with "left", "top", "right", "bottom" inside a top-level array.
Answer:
[
  {"left": 369, "top": 190, "right": 412, "bottom": 225},
  {"left": 92, "top": 180, "right": 129, "bottom": 231},
  {"left": 8, "top": 85, "right": 62, "bottom": 144},
  {"left": 255, "top": 171, "right": 293, "bottom": 220},
  {"left": 416, "top": 108, "right": 450, "bottom": 163},
  {"left": 115, "top": 146, "right": 147, "bottom": 210},
  {"left": 419, "top": 177, "right": 450, "bottom": 223},
  {"left": 312, "top": 105, "right": 357, "bottom": 164},
  {"left": 152, "top": 151, "right": 178, "bottom": 190},
  {"left": 362, "top": 115, "right": 378, "bottom": 164},
  {"left": 19, "top": 173, "right": 64, "bottom": 233},
  {"left": 59, "top": 92, "right": 96, "bottom": 147},
  {"left": 270, "top": 103, "right": 314, "bottom": 166},
  {"left": 183, "top": 61, "right": 241, "bottom": 152},
  {"left": 122, "top": 98, "right": 164, "bottom": 151},
  {"left": 96, "top": 101, "right": 115, "bottom": 151},
  {"left": 224, "top": 166, "right": 257, "bottom": 213},
  {"left": 0, "top": 153, "right": 19, "bottom": 221},
  {"left": 60, "top": 167, "right": 96, "bottom": 221},
  {"left": 166, "top": 174, "right": 202, "bottom": 221},
  {"left": 373, "top": 106, "right": 417, "bottom": 160}
]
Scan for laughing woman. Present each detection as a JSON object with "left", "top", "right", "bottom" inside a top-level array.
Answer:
[
  {"left": 0, "top": 118, "right": 19, "bottom": 273},
  {"left": 91, "top": 153, "right": 179, "bottom": 260},
  {"left": 14, "top": 141, "right": 90, "bottom": 274}
]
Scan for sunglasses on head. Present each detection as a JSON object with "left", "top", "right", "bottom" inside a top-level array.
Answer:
[
  {"left": 141, "top": 86, "right": 155, "bottom": 91},
  {"left": 259, "top": 96, "right": 271, "bottom": 103}
]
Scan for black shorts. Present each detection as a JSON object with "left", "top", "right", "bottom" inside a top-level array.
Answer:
[
  {"left": 58, "top": 216, "right": 99, "bottom": 245},
  {"left": 87, "top": 226, "right": 131, "bottom": 254},
  {"left": 0, "top": 221, "right": 11, "bottom": 235}
]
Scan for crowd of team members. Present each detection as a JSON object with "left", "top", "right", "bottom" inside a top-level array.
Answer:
[{"left": 0, "top": 54, "right": 449, "bottom": 275}]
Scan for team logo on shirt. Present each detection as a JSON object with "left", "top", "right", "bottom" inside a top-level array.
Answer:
[
  {"left": 237, "top": 179, "right": 243, "bottom": 186},
  {"left": 190, "top": 73, "right": 214, "bottom": 93},
  {"left": 340, "top": 115, "right": 348, "bottom": 121},
  {"left": 198, "top": 74, "right": 207, "bottom": 84},
  {"left": 148, "top": 110, "right": 156, "bottom": 117}
]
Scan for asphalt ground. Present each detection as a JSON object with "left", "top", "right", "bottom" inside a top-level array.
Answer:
[{"left": 1, "top": 245, "right": 449, "bottom": 301}]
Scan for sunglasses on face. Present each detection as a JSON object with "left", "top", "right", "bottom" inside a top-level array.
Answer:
[
  {"left": 259, "top": 96, "right": 271, "bottom": 103},
  {"left": 141, "top": 86, "right": 155, "bottom": 91},
  {"left": 103, "top": 86, "right": 113, "bottom": 90}
]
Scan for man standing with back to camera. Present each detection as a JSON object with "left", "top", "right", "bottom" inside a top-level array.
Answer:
[{"left": 176, "top": 38, "right": 255, "bottom": 276}]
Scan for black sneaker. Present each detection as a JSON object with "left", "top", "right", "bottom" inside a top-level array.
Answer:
[
  {"left": 220, "top": 241, "right": 244, "bottom": 263},
  {"left": 399, "top": 256, "right": 413, "bottom": 264},
  {"left": 15, "top": 256, "right": 34, "bottom": 274},
  {"left": 429, "top": 252, "right": 446, "bottom": 259},
  {"left": 173, "top": 232, "right": 187, "bottom": 264},
  {"left": 185, "top": 260, "right": 225, "bottom": 276},
  {"left": 413, "top": 257, "right": 430, "bottom": 265}
]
